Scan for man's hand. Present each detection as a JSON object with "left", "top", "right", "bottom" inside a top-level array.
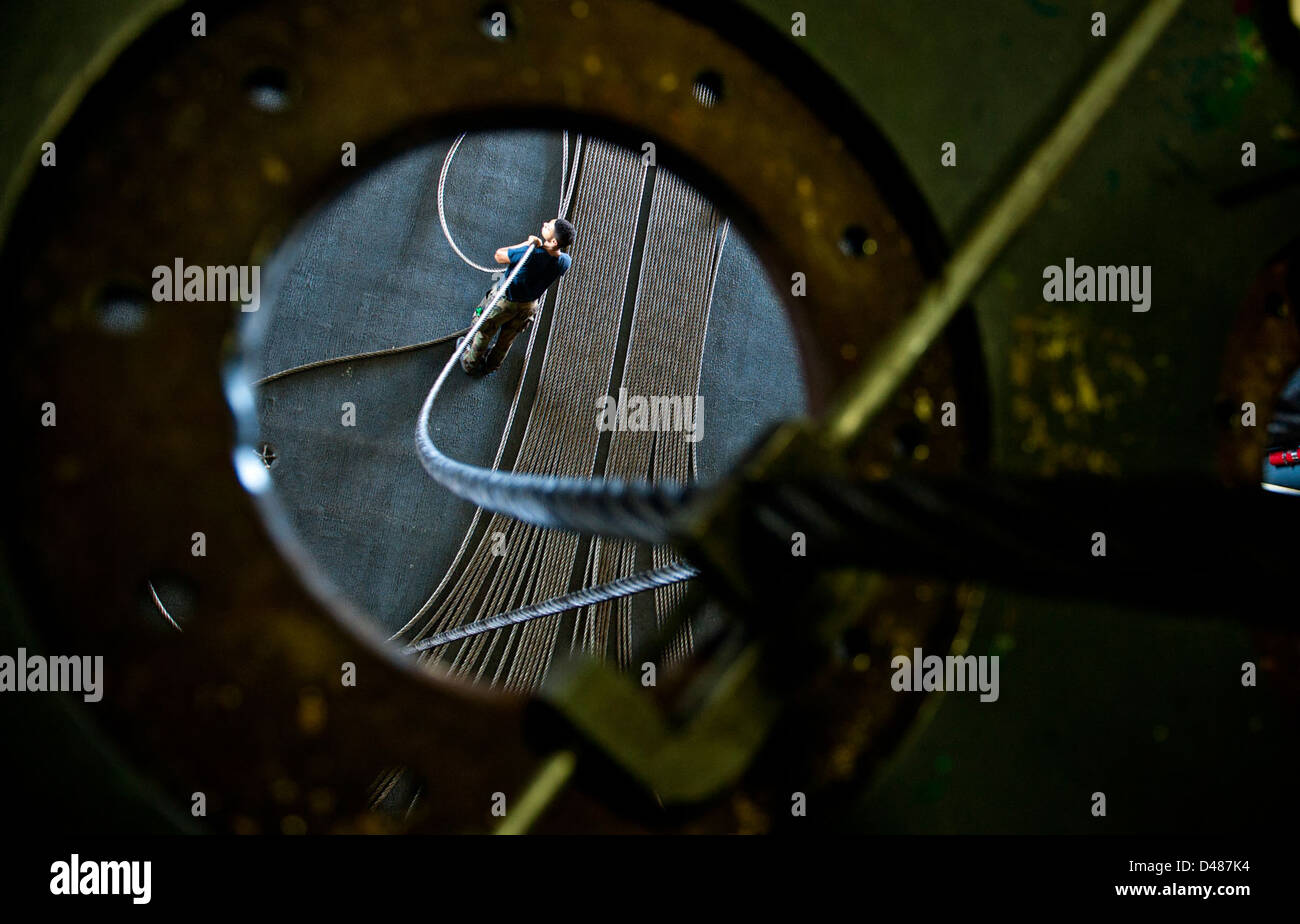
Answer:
[{"left": 495, "top": 236, "right": 542, "bottom": 264}]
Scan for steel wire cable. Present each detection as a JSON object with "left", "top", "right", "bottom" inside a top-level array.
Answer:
[
  {"left": 403, "top": 560, "right": 700, "bottom": 652},
  {"left": 251, "top": 328, "right": 470, "bottom": 387},
  {"left": 436, "top": 133, "right": 501, "bottom": 274}
]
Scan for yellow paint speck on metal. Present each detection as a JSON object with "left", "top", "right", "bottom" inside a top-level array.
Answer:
[
  {"left": 271, "top": 777, "right": 299, "bottom": 804},
  {"left": 298, "top": 689, "right": 326, "bottom": 735},
  {"left": 914, "top": 389, "right": 933, "bottom": 421},
  {"left": 1074, "top": 366, "right": 1101, "bottom": 412},
  {"left": 261, "top": 155, "right": 289, "bottom": 185}
]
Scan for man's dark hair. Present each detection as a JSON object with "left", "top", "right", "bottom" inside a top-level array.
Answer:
[{"left": 553, "top": 218, "right": 576, "bottom": 251}]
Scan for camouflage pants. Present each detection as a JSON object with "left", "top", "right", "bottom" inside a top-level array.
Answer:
[{"left": 461, "top": 291, "right": 537, "bottom": 374}]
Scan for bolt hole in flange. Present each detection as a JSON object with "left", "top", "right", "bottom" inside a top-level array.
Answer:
[
  {"left": 243, "top": 65, "right": 292, "bottom": 113},
  {"left": 839, "top": 224, "right": 877, "bottom": 258},
  {"left": 94, "top": 285, "right": 149, "bottom": 335}
]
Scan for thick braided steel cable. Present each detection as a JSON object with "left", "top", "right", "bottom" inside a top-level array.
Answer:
[
  {"left": 437, "top": 133, "right": 501, "bottom": 274},
  {"left": 414, "top": 270, "right": 690, "bottom": 545},
  {"left": 403, "top": 561, "right": 699, "bottom": 652}
]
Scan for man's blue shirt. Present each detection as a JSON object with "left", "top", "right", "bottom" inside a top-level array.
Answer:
[{"left": 504, "top": 244, "right": 572, "bottom": 303}]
